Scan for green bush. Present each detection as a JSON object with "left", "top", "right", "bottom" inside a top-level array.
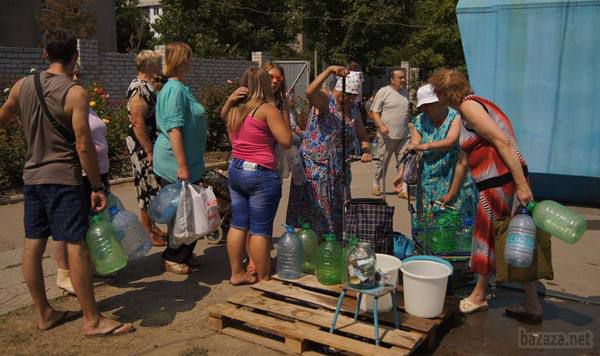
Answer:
[{"left": 198, "top": 81, "right": 237, "bottom": 152}]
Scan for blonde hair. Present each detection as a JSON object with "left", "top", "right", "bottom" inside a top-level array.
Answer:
[
  {"left": 163, "top": 42, "right": 192, "bottom": 78},
  {"left": 261, "top": 62, "right": 287, "bottom": 107},
  {"left": 135, "top": 50, "right": 162, "bottom": 72},
  {"left": 226, "top": 67, "right": 275, "bottom": 132},
  {"left": 428, "top": 68, "right": 472, "bottom": 107}
]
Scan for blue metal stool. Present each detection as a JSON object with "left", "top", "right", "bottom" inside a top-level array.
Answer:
[{"left": 330, "top": 284, "right": 400, "bottom": 346}]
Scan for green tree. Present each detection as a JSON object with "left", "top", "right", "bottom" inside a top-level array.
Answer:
[
  {"left": 381, "top": 0, "right": 465, "bottom": 75},
  {"left": 116, "top": 0, "right": 153, "bottom": 53},
  {"left": 37, "top": 0, "right": 97, "bottom": 38},
  {"left": 153, "top": 0, "right": 296, "bottom": 59}
]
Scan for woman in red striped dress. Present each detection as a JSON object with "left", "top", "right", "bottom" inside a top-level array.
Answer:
[{"left": 430, "top": 69, "right": 545, "bottom": 323}]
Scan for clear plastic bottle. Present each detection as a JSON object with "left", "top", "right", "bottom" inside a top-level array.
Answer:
[
  {"left": 317, "top": 233, "right": 343, "bottom": 285},
  {"left": 457, "top": 217, "right": 474, "bottom": 252},
  {"left": 147, "top": 182, "right": 181, "bottom": 223},
  {"left": 528, "top": 200, "right": 587, "bottom": 244},
  {"left": 505, "top": 206, "right": 536, "bottom": 268},
  {"left": 370, "top": 139, "right": 378, "bottom": 159},
  {"left": 276, "top": 225, "right": 304, "bottom": 280},
  {"left": 287, "top": 145, "right": 306, "bottom": 186},
  {"left": 346, "top": 242, "right": 377, "bottom": 289},
  {"left": 86, "top": 214, "right": 128, "bottom": 275},
  {"left": 298, "top": 222, "right": 319, "bottom": 274},
  {"left": 109, "top": 207, "right": 152, "bottom": 260},
  {"left": 100, "top": 192, "right": 125, "bottom": 221}
]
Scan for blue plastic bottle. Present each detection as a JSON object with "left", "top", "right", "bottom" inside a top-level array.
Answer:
[
  {"left": 147, "top": 182, "right": 181, "bottom": 223},
  {"left": 505, "top": 206, "right": 536, "bottom": 268},
  {"left": 109, "top": 207, "right": 152, "bottom": 260},
  {"left": 276, "top": 225, "right": 304, "bottom": 280}
]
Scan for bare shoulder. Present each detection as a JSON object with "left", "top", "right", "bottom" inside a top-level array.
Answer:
[
  {"left": 459, "top": 100, "right": 488, "bottom": 122},
  {"left": 65, "top": 84, "right": 88, "bottom": 105},
  {"left": 258, "top": 102, "right": 281, "bottom": 118}
]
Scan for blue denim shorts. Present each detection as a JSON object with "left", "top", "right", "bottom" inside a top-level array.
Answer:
[
  {"left": 23, "top": 184, "right": 90, "bottom": 242},
  {"left": 228, "top": 158, "right": 282, "bottom": 237}
]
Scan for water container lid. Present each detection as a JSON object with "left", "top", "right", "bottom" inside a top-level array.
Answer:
[
  {"left": 282, "top": 224, "right": 295, "bottom": 233},
  {"left": 300, "top": 221, "right": 311, "bottom": 230},
  {"left": 348, "top": 235, "right": 359, "bottom": 246},
  {"left": 90, "top": 214, "right": 104, "bottom": 224},
  {"left": 464, "top": 217, "right": 474, "bottom": 225},
  {"left": 517, "top": 205, "right": 530, "bottom": 215},
  {"left": 108, "top": 207, "right": 120, "bottom": 215},
  {"left": 526, "top": 201, "right": 537, "bottom": 212},
  {"left": 323, "top": 233, "right": 336, "bottom": 241}
]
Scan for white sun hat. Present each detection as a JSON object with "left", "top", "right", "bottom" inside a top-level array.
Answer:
[{"left": 416, "top": 83, "right": 439, "bottom": 108}]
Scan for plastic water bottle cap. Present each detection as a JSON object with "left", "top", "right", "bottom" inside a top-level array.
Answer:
[
  {"left": 108, "top": 207, "right": 120, "bottom": 216},
  {"left": 464, "top": 217, "right": 474, "bottom": 226},
  {"left": 300, "top": 222, "right": 311, "bottom": 230},
  {"left": 90, "top": 214, "right": 104, "bottom": 224},
  {"left": 517, "top": 205, "right": 530, "bottom": 215},
  {"left": 282, "top": 224, "right": 295, "bottom": 233},
  {"left": 323, "top": 233, "right": 336, "bottom": 241},
  {"left": 526, "top": 201, "right": 537, "bottom": 212}
]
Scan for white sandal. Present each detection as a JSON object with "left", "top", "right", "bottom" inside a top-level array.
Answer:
[{"left": 460, "top": 298, "right": 489, "bottom": 314}]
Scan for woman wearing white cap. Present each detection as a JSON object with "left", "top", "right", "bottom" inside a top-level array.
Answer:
[
  {"left": 394, "top": 84, "right": 478, "bottom": 218},
  {"left": 286, "top": 66, "right": 372, "bottom": 237}
]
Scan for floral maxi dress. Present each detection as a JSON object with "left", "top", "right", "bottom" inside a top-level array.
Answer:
[{"left": 286, "top": 95, "right": 359, "bottom": 237}]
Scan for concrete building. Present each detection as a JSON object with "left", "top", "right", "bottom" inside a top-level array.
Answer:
[
  {"left": 137, "top": 0, "right": 162, "bottom": 34},
  {"left": 0, "top": 0, "right": 117, "bottom": 51}
]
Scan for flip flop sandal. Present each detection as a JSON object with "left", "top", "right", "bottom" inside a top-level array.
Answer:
[
  {"left": 162, "top": 260, "right": 193, "bottom": 275},
  {"left": 38, "top": 310, "right": 80, "bottom": 331},
  {"left": 85, "top": 323, "right": 135, "bottom": 337},
  {"left": 505, "top": 304, "right": 543, "bottom": 324},
  {"left": 459, "top": 298, "right": 489, "bottom": 314}
]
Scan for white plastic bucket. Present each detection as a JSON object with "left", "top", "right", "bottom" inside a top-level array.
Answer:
[
  {"left": 401, "top": 256, "right": 453, "bottom": 318},
  {"left": 360, "top": 254, "right": 402, "bottom": 312}
]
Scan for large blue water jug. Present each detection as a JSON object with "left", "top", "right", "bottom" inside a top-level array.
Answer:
[
  {"left": 147, "top": 182, "right": 181, "bottom": 223},
  {"left": 109, "top": 207, "right": 152, "bottom": 259},
  {"left": 276, "top": 225, "right": 303, "bottom": 280},
  {"left": 505, "top": 206, "right": 536, "bottom": 268}
]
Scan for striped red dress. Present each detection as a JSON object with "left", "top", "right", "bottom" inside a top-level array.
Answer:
[{"left": 459, "top": 95, "right": 528, "bottom": 275}]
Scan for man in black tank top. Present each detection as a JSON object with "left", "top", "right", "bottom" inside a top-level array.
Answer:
[{"left": 0, "top": 29, "right": 133, "bottom": 336}]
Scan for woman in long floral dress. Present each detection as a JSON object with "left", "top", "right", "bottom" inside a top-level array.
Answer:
[{"left": 286, "top": 66, "right": 372, "bottom": 237}]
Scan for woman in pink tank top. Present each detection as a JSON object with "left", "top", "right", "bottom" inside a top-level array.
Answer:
[
  {"left": 221, "top": 68, "right": 292, "bottom": 284},
  {"left": 431, "top": 69, "right": 549, "bottom": 323}
]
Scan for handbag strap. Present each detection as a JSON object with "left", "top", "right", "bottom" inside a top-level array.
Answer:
[{"left": 33, "top": 72, "right": 76, "bottom": 142}]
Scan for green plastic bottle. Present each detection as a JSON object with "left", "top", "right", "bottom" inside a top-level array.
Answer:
[
  {"left": 528, "top": 200, "right": 587, "bottom": 244},
  {"left": 298, "top": 222, "right": 319, "bottom": 274},
  {"left": 341, "top": 235, "right": 359, "bottom": 285},
  {"left": 86, "top": 214, "right": 128, "bottom": 275},
  {"left": 316, "top": 233, "right": 343, "bottom": 285}
]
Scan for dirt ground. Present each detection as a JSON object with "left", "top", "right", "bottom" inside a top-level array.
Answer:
[{"left": 0, "top": 241, "right": 282, "bottom": 356}]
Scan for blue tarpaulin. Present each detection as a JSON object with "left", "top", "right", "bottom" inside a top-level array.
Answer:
[{"left": 456, "top": 0, "right": 600, "bottom": 204}]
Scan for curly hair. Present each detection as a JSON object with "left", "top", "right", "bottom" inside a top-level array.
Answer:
[{"left": 428, "top": 68, "right": 472, "bottom": 107}]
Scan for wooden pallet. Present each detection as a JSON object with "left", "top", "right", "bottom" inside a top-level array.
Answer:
[{"left": 208, "top": 275, "right": 458, "bottom": 355}]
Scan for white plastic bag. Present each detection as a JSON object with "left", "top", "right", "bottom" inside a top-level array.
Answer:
[{"left": 171, "top": 182, "right": 220, "bottom": 248}]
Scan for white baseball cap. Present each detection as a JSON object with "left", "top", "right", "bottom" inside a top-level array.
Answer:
[{"left": 416, "top": 84, "right": 439, "bottom": 108}]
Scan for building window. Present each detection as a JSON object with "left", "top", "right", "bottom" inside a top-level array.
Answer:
[{"left": 153, "top": 7, "right": 160, "bottom": 16}]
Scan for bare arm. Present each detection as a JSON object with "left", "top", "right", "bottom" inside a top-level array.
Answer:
[
  {"left": 353, "top": 110, "right": 373, "bottom": 162},
  {"left": 411, "top": 115, "right": 461, "bottom": 152},
  {"left": 441, "top": 150, "right": 469, "bottom": 203},
  {"left": 460, "top": 100, "right": 532, "bottom": 203},
  {"left": 409, "top": 124, "right": 422, "bottom": 145},
  {"left": 306, "top": 65, "right": 347, "bottom": 113},
  {"left": 66, "top": 85, "right": 106, "bottom": 211},
  {"left": 129, "top": 93, "right": 154, "bottom": 161},
  {"left": 0, "top": 79, "right": 23, "bottom": 130},
  {"left": 221, "top": 86, "right": 248, "bottom": 120},
  {"left": 169, "top": 128, "right": 189, "bottom": 181},
  {"left": 370, "top": 111, "right": 390, "bottom": 135},
  {"left": 262, "top": 104, "right": 292, "bottom": 148}
]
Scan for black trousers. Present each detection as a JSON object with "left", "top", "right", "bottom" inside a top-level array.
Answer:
[{"left": 158, "top": 177, "right": 197, "bottom": 264}]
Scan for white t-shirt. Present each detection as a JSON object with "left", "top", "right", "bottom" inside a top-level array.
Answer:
[{"left": 371, "top": 85, "right": 410, "bottom": 139}]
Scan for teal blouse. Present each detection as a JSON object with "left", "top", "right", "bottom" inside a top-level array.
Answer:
[{"left": 153, "top": 79, "right": 206, "bottom": 183}]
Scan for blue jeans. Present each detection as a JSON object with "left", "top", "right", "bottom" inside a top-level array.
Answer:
[{"left": 228, "top": 158, "right": 282, "bottom": 237}]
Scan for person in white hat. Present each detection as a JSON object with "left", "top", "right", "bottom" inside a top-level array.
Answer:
[
  {"left": 393, "top": 83, "right": 478, "bottom": 221},
  {"left": 286, "top": 65, "right": 372, "bottom": 237},
  {"left": 369, "top": 68, "right": 410, "bottom": 197}
]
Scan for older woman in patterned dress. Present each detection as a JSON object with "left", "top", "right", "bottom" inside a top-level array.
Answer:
[{"left": 126, "top": 50, "right": 166, "bottom": 246}]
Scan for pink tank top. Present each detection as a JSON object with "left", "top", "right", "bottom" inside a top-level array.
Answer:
[{"left": 230, "top": 113, "right": 277, "bottom": 170}]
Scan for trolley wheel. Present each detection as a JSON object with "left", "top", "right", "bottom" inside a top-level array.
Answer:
[{"left": 206, "top": 227, "right": 225, "bottom": 244}]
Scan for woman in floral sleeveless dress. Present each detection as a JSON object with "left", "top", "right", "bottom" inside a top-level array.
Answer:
[
  {"left": 431, "top": 69, "right": 548, "bottom": 323},
  {"left": 286, "top": 66, "right": 372, "bottom": 237}
]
